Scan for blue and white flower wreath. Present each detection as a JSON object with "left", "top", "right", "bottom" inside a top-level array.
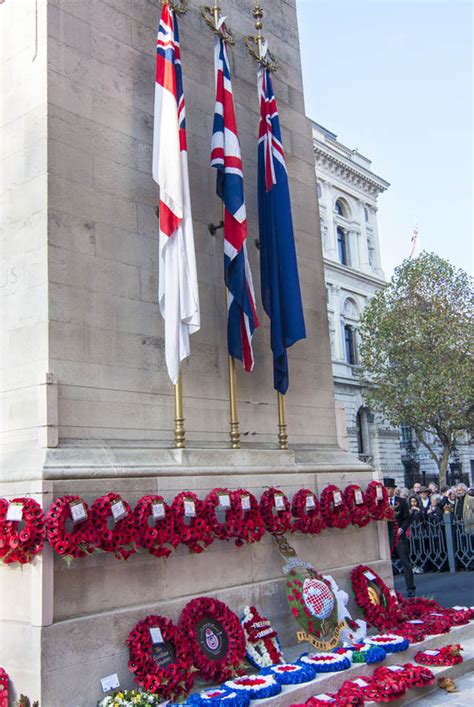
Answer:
[
  {"left": 364, "top": 634, "right": 410, "bottom": 654},
  {"left": 261, "top": 661, "right": 316, "bottom": 685},
  {"left": 186, "top": 687, "right": 250, "bottom": 707},
  {"left": 223, "top": 674, "right": 281, "bottom": 700},
  {"left": 298, "top": 651, "right": 351, "bottom": 673}
]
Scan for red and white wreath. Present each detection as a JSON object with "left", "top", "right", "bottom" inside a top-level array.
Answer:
[
  {"left": 46, "top": 495, "right": 97, "bottom": 560},
  {"left": 291, "top": 489, "right": 325, "bottom": 534}
]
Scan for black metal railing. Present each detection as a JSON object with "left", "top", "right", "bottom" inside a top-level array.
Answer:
[{"left": 392, "top": 514, "right": 473, "bottom": 574}]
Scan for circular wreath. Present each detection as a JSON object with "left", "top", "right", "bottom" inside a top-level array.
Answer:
[
  {"left": 127, "top": 614, "right": 194, "bottom": 700},
  {"left": 417, "top": 613, "right": 452, "bottom": 635},
  {"left": 338, "top": 677, "right": 377, "bottom": 702},
  {"left": 259, "top": 488, "right": 291, "bottom": 535},
  {"left": 0, "top": 497, "right": 45, "bottom": 565},
  {"left": 203, "top": 488, "right": 246, "bottom": 544},
  {"left": 298, "top": 652, "right": 351, "bottom": 673},
  {"left": 320, "top": 485, "right": 351, "bottom": 529},
  {"left": 134, "top": 494, "right": 177, "bottom": 559},
  {"left": 365, "top": 481, "right": 391, "bottom": 520},
  {"left": 229, "top": 489, "right": 265, "bottom": 546},
  {"left": 262, "top": 662, "right": 316, "bottom": 685},
  {"left": 179, "top": 597, "right": 246, "bottom": 683},
  {"left": 46, "top": 495, "right": 97, "bottom": 560},
  {"left": 307, "top": 692, "right": 363, "bottom": 707},
  {"left": 171, "top": 491, "right": 213, "bottom": 554},
  {"left": 445, "top": 607, "right": 472, "bottom": 626},
  {"left": 414, "top": 643, "right": 463, "bottom": 666},
  {"left": 90, "top": 493, "right": 137, "bottom": 560},
  {"left": 343, "top": 485, "right": 371, "bottom": 528},
  {"left": 188, "top": 687, "right": 250, "bottom": 707},
  {"left": 351, "top": 564, "right": 400, "bottom": 630},
  {"left": 342, "top": 673, "right": 405, "bottom": 703},
  {"left": 291, "top": 489, "right": 325, "bottom": 534},
  {"left": 364, "top": 634, "right": 409, "bottom": 653},
  {"left": 223, "top": 675, "right": 281, "bottom": 700}
]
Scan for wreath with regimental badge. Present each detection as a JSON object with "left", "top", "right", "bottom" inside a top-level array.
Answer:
[
  {"left": 351, "top": 565, "right": 399, "bottom": 630},
  {"left": 179, "top": 597, "right": 246, "bottom": 682},
  {"left": 127, "top": 614, "right": 194, "bottom": 700}
]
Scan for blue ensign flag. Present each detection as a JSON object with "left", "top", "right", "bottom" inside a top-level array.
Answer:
[{"left": 257, "top": 65, "right": 306, "bottom": 394}]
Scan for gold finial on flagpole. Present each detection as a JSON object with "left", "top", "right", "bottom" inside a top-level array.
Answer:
[
  {"left": 200, "top": 1, "right": 235, "bottom": 44},
  {"left": 277, "top": 392, "right": 288, "bottom": 450},
  {"left": 161, "top": 0, "right": 188, "bottom": 15},
  {"left": 174, "top": 371, "right": 186, "bottom": 448},
  {"left": 244, "top": 1, "right": 279, "bottom": 71}
]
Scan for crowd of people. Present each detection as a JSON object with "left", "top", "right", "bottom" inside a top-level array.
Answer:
[
  {"left": 384, "top": 477, "right": 474, "bottom": 597},
  {"left": 393, "top": 481, "right": 474, "bottom": 528}
]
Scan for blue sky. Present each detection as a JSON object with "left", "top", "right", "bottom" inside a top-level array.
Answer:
[{"left": 296, "top": 0, "right": 473, "bottom": 278}]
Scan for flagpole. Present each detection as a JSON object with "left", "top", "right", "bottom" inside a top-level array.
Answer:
[
  {"left": 246, "top": 1, "right": 287, "bottom": 450},
  {"left": 174, "top": 370, "right": 186, "bottom": 448},
  {"left": 202, "top": 1, "right": 240, "bottom": 449},
  {"left": 160, "top": 0, "right": 189, "bottom": 450}
]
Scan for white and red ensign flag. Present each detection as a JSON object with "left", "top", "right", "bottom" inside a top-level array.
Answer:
[{"left": 153, "top": 3, "right": 200, "bottom": 384}]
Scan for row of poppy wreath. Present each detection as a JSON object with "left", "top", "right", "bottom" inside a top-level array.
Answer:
[
  {"left": 299, "top": 661, "right": 436, "bottom": 705},
  {"left": 0, "top": 481, "right": 392, "bottom": 565},
  {"left": 351, "top": 563, "right": 474, "bottom": 638}
]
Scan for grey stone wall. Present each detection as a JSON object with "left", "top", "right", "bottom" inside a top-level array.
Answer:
[{"left": 44, "top": 0, "right": 336, "bottom": 451}]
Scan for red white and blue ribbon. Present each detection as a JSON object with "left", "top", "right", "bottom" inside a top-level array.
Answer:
[
  {"left": 211, "top": 35, "right": 259, "bottom": 371},
  {"left": 153, "top": 2, "right": 200, "bottom": 384}
]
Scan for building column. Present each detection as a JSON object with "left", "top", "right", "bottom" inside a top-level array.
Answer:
[
  {"left": 324, "top": 183, "right": 338, "bottom": 260},
  {"left": 359, "top": 202, "right": 371, "bottom": 274}
]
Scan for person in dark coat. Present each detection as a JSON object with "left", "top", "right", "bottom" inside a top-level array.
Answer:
[{"left": 384, "top": 477, "right": 416, "bottom": 597}]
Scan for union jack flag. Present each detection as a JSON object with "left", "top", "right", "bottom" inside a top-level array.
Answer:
[
  {"left": 257, "top": 64, "right": 306, "bottom": 394},
  {"left": 211, "top": 37, "right": 259, "bottom": 371},
  {"left": 153, "top": 3, "right": 200, "bottom": 384}
]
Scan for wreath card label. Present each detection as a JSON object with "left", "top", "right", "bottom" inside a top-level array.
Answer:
[
  {"left": 69, "top": 500, "right": 87, "bottom": 524},
  {"left": 355, "top": 490, "right": 364, "bottom": 505},
  {"left": 100, "top": 674, "right": 120, "bottom": 693},
  {"left": 196, "top": 617, "right": 229, "bottom": 661},
  {"left": 152, "top": 502, "right": 166, "bottom": 519},
  {"left": 6, "top": 502, "right": 23, "bottom": 522},
  {"left": 184, "top": 499, "right": 196, "bottom": 517},
  {"left": 333, "top": 491, "right": 342, "bottom": 506},
  {"left": 241, "top": 495, "right": 251, "bottom": 510},
  {"left": 111, "top": 499, "right": 126, "bottom": 521}
]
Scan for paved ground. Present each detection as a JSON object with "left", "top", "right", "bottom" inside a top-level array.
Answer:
[
  {"left": 394, "top": 571, "right": 474, "bottom": 607},
  {"left": 411, "top": 671, "right": 474, "bottom": 705}
]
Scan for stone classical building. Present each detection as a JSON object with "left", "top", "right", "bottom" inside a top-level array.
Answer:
[{"left": 312, "top": 121, "right": 405, "bottom": 485}]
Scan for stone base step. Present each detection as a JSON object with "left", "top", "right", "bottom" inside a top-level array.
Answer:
[{"left": 252, "top": 622, "right": 474, "bottom": 706}]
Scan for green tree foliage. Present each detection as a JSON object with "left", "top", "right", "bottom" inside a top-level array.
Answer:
[{"left": 358, "top": 252, "right": 473, "bottom": 486}]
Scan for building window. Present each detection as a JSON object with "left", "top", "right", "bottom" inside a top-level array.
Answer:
[
  {"left": 337, "top": 226, "right": 348, "bottom": 265},
  {"left": 344, "top": 324, "right": 356, "bottom": 364},
  {"left": 317, "top": 182, "right": 322, "bottom": 198},
  {"left": 368, "top": 238, "right": 375, "bottom": 267},
  {"left": 334, "top": 199, "right": 349, "bottom": 218},
  {"left": 401, "top": 425, "right": 412, "bottom": 444},
  {"left": 364, "top": 207, "right": 369, "bottom": 223}
]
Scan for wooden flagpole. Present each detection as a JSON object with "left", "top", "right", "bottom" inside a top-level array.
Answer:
[{"left": 245, "top": 2, "right": 287, "bottom": 450}]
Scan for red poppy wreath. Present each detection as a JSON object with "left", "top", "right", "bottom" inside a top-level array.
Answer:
[
  {"left": 134, "top": 494, "right": 177, "bottom": 559},
  {"left": 259, "top": 488, "right": 291, "bottom": 535},
  {"left": 351, "top": 564, "right": 399, "bottom": 630},
  {"left": 127, "top": 614, "right": 194, "bottom": 700},
  {"left": 291, "top": 489, "right": 325, "bottom": 534},
  {"left": 203, "top": 488, "right": 239, "bottom": 543},
  {"left": 229, "top": 488, "right": 265, "bottom": 546},
  {"left": 171, "top": 491, "right": 213, "bottom": 554},
  {"left": 46, "top": 495, "right": 98, "bottom": 561},
  {"left": 90, "top": 493, "right": 137, "bottom": 560},
  {"left": 414, "top": 643, "right": 463, "bottom": 666},
  {"left": 0, "top": 497, "right": 45, "bottom": 565},
  {"left": 365, "top": 481, "right": 391, "bottom": 520},
  {"left": 178, "top": 597, "right": 246, "bottom": 682},
  {"left": 343, "top": 484, "right": 371, "bottom": 528},
  {"left": 320, "top": 485, "right": 351, "bottom": 529}
]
